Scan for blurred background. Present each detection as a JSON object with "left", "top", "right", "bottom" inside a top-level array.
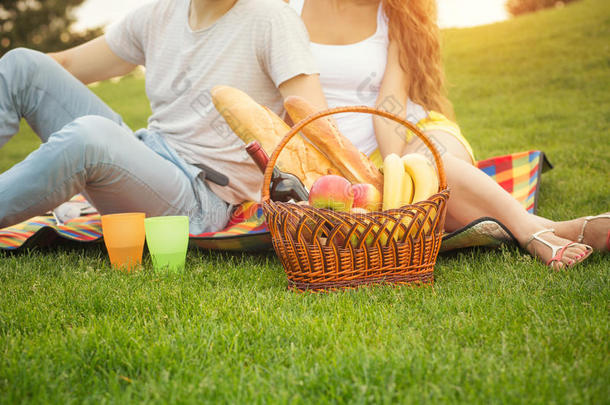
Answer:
[{"left": 0, "top": 0, "right": 578, "bottom": 56}]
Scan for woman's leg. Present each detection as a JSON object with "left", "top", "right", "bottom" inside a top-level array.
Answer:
[
  {"left": 406, "top": 130, "right": 592, "bottom": 269},
  {"left": 0, "top": 116, "right": 230, "bottom": 233},
  {"left": 0, "top": 48, "right": 123, "bottom": 146},
  {"left": 535, "top": 214, "right": 610, "bottom": 252}
]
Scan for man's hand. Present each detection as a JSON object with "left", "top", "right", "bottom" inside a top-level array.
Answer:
[{"left": 48, "top": 36, "right": 137, "bottom": 85}]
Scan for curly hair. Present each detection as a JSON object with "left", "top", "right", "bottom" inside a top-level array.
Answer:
[{"left": 382, "top": 0, "right": 454, "bottom": 118}]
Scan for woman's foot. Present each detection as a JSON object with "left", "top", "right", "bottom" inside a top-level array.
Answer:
[
  {"left": 577, "top": 213, "right": 610, "bottom": 252},
  {"left": 550, "top": 213, "right": 610, "bottom": 252},
  {"left": 524, "top": 229, "right": 593, "bottom": 270}
]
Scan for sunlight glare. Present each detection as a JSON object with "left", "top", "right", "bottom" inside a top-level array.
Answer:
[
  {"left": 437, "top": 0, "right": 508, "bottom": 28},
  {"left": 75, "top": 0, "right": 510, "bottom": 31}
]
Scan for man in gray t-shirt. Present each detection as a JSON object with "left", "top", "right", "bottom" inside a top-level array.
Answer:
[{"left": 0, "top": 0, "right": 326, "bottom": 233}]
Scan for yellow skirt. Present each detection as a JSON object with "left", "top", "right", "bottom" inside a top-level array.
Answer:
[{"left": 368, "top": 111, "right": 475, "bottom": 168}]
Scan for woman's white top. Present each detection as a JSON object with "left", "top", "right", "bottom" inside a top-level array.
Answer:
[{"left": 289, "top": 0, "right": 427, "bottom": 156}]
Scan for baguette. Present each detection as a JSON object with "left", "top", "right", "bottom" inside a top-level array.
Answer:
[
  {"left": 284, "top": 96, "right": 384, "bottom": 194},
  {"left": 210, "top": 86, "right": 340, "bottom": 188}
]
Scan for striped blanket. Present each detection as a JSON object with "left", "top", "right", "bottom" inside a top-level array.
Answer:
[{"left": 0, "top": 150, "right": 551, "bottom": 252}]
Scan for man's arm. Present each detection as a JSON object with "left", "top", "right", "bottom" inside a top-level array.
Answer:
[
  {"left": 278, "top": 73, "right": 328, "bottom": 112},
  {"left": 48, "top": 36, "right": 138, "bottom": 85}
]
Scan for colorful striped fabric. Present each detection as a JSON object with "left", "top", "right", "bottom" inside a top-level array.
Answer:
[
  {"left": 0, "top": 150, "right": 551, "bottom": 252},
  {"left": 476, "top": 150, "right": 551, "bottom": 214},
  {"left": 0, "top": 215, "right": 103, "bottom": 250},
  {"left": 189, "top": 202, "right": 271, "bottom": 252}
]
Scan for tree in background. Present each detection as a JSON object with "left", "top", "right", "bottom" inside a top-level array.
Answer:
[
  {"left": 0, "top": 0, "right": 103, "bottom": 56},
  {"left": 506, "top": 0, "right": 580, "bottom": 16}
]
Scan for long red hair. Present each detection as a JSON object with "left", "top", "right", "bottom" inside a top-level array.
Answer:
[{"left": 382, "top": 0, "right": 454, "bottom": 118}]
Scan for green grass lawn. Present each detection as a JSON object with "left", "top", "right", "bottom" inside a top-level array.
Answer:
[{"left": 1, "top": 0, "right": 609, "bottom": 403}]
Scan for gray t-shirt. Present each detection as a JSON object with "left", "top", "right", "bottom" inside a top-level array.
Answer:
[{"left": 106, "top": 0, "right": 318, "bottom": 204}]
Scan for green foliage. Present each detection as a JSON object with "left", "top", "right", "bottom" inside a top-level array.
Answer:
[
  {"left": 0, "top": 0, "right": 609, "bottom": 402},
  {"left": 0, "top": 0, "right": 103, "bottom": 55},
  {"left": 506, "top": 0, "right": 581, "bottom": 16}
]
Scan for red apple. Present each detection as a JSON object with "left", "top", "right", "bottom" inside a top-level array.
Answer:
[
  {"left": 351, "top": 183, "right": 382, "bottom": 212},
  {"left": 309, "top": 175, "right": 354, "bottom": 212}
]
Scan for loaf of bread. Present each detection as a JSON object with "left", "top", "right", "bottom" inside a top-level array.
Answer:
[
  {"left": 284, "top": 96, "right": 383, "bottom": 194},
  {"left": 210, "top": 86, "right": 340, "bottom": 188}
]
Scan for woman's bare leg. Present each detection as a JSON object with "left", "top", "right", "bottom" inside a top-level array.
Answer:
[
  {"left": 536, "top": 214, "right": 610, "bottom": 252},
  {"left": 406, "top": 130, "right": 592, "bottom": 268}
]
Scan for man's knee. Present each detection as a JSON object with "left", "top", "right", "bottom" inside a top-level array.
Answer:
[
  {"left": 51, "top": 115, "right": 128, "bottom": 156},
  {"left": 1, "top": 48, "right": 47, "bottom": 72},
  {"left": 0, "top": 48, "right": 59, "bottom": 89}
]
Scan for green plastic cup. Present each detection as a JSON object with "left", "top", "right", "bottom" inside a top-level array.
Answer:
[{"left": 144, "top": 216, "right": 189, "bottom": 272}]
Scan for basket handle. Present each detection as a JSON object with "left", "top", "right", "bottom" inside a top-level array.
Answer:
[{"left": 262, "top": 106, "right": 447, "bottom": 203}]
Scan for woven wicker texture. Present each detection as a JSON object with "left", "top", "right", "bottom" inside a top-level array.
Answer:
[{"left": 262, "top": 106, "right": 449, "bottom": 292}]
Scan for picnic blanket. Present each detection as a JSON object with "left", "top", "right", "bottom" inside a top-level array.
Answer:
[{"left": 0, "top": 150, "right": 551, "bottom": 253}]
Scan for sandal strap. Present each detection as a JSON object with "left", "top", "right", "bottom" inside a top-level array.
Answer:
[
  {"left": 548, "top": 243, "right": 593, "bottom": 268},
  {"left": 526, "top": 228, "right": 593, "bottom": 269},
  {"left": 546, "top": 242, "right": 574, "bottom": 266},
  {"left": 578, "top": 214, "right": 610, "bottom": 243},
  {"left": 525, "top": 228, "right": 557, "bottom": 253}
]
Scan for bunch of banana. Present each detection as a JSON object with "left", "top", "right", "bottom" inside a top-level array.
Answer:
[
  {"left": 382, "top": 153, "right": 439, "bottom": 210},
  {"left": 342, "top": 153, "right": 438, "bottom": 248}
]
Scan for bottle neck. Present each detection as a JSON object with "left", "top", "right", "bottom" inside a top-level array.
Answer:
[
  {"left": 246, "top": 141, "right": 308, "bottom": 202},
  {"left": 245, "top": 141, "right": 269, "bottom": 174}
]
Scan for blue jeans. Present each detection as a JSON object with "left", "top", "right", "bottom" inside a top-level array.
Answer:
[{"left": 0, "top": 48, "right": 231, "bottom": 233}]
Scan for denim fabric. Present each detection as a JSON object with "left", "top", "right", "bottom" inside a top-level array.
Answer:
[{"left": 0, "top": 48, "right": 230, "bottom": 233}]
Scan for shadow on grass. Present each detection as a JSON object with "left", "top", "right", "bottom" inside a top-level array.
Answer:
[
  {"left": 1, "top": 237, "right": 276, "bottom": 262},
  {"left": 0, "top": 238, "right": 106, "bottom": 257}
]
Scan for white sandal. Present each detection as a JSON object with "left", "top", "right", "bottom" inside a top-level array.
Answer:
[
  {"left": 577, "top": 214, "right": 610, "bottom": 252},
  {"left": 525, "top": 229, "right": 592, "bottom": 269}
]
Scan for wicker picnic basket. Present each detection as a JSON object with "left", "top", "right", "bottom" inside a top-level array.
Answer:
[{"left": 262, "top": 106, "right": 449, "bottom": 292}]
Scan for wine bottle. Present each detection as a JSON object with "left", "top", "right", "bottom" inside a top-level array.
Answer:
[{"left": 245, "top": 141, "right": 309, "bottom": 203}]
